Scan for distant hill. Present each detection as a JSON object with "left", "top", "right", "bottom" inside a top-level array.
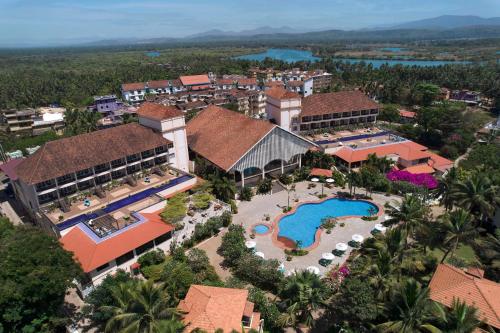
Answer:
[
  {"left": 186, "top": 26, "right": 300, "bottom": 39},
  {"left": 390, "top": 15, "right": 500, "bottom": 30}
]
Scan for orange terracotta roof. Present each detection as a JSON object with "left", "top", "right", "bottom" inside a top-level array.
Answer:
[
  {"left": 60, "top": 211, "right": 173, "bottom": 273},
  {"left": 333, "top": 141, "right": 430, "bottom": 164},
  {"left": 265, "top": 81, "right": 284, "bottom": 88},
  {"left": 186, "top": 105, "right": 275, "bottom": 171},
  {"left": 429, "top": 264, "right": 500, "bottom": 329},
  {"left": 427, "top": 152, "right": 453, "bottom": 173},
  {"left": 180, "top": 74, "right": 211, "bottom": 86},
  {"left": 310, "top": 168, "right": 333, "bottom": 177},
  {"left": 287, "top": 80, "right": 304, "bottom": 87},
  {"left": 302, "top": 91, "right": 379, "bottom": 117},
  {"left": 404, "top": 164, "right": 435, "bottom": 174},
  {"left": 137, "top": 102, "right": 184, "bottom": 121},
  {"left": 179, "top": 285, "right": 258, "bottom": 333},
  {"left": 399, "top": 109, "right": 416, "bottom": 118},
  {"left": 237, "top": 78, "right": 257, "bottom": 85},
  {"left": 122, "top": 82, "right": 146, "bottom": 91},
  {"left": 147, "top": 80, "right": 170, "bottom": 89},
  {"left": 216, "top": 78, "right": 234, "bottom": 85},
  {"left": 266, "top": 87, "right": 300, "bottom": 100}
]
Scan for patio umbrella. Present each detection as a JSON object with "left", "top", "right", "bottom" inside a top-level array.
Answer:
[
  {"left": 352, "top": 234, "right": 364, "bottom": 243},
  {"left": 374, "top": 223, "right": 387, "bottom": 232},
  {"left": 384, "top": 215, "right": 391, "bottom": 221},
  {"left": 255, "top": 251, "right": 265, "bottom": 259},
  {"left": 310, "top": 177, "right": 320, "bottom": 182},
  {"left": 336, "top": 242, "right": 348, "bottom": 252},
  {"left": 307, "top": 266, "right": 320, "bottom": 275},
  {"left": 325, "top": 178, "right": 334, "bottom": 184},
  {"left": 245, "top": 240, "right": 256, "bottom": 249},
  {"left": 322, "top": 252, "right": 335, "bottom": 261}
]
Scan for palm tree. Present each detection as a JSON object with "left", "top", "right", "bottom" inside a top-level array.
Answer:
[
  {"left": 209, "top": 174, "right": 236, "bottom": 203},
  {"left": 377, "top": 279, "right": 437, "bottom": 333},
  {"left": 277, "top": 270, "right": 329, "bottom": 328},
  {"left": 439, "top": 209, "right": 477, "bottom": 263},
  {"left": 366, "top": 153, "right": 394, "bottom": 173},
  {"left": 385, "top": 195, "right": 428, "bottom": 248},
  {"left": 365, "top": 249, "right": 398, "bottom": 301},
  {"left": 101, "top": 280, "right": 180, "bottom": 333},
  {"left": 422, "top": 299, "right": 482, "bottom": 333},
  {"left": 436, "top": 167, "right": 459, "bottom": 211},
  {"left": 450, "top": 173, "right": 499, "bottom": 223},
  {"left": 154, "top": 319, "right": 185, "bottom": 333}
]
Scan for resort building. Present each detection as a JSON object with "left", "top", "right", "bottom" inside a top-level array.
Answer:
[
  {"left": 285, "top": 77, "right": 314, "bottom": 97},
  {"left": 137, "top": 102, "right": 190, "bottom": 172},
  {"left": 314, "top": 129, "right": 453, "bottom": 174},
  {"left": 186, "top": 105, "right": 316, "bottom": 187},
  {"left": 429, "top": 264, "right": 500, "bottom": 331},
  {"left": 266, "top": 87, "right": 302, "bottom": 132},
  {"left": 179, "top": 74, "right": 212, "bottom": 91},
  {"left": 179, "top": 285, "right": 263, "bottom": 333}
]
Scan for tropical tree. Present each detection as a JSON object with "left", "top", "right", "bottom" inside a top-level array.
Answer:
[
  {"left": 377, "top": 279, "right": 437, "bottom": 333},
  {"left": 366, "top": 153, "right": 394, "bottom": 174},
  {"left": 64, "top": 108, "right": 102, "bottom": 136},
  {"left": 414, "top": 83, "right": 440, "bottom": 106},
  {"left": 101, "top": 280, "right": 180, "bottom": 333},
  {"left": 449, "top": 172, "right": 499, "bottom": 222},
  {"left": 423, "top": 299, "right": 482, "bottom": 333},
  {"left": 209, "top": 174, "right": 237, "bottom": 203},
  {"left": 436, "top": 167, "right": 459, "bottom": 211},
  {"left": 385, "top": 195, "right": 428, "bottom": 248},
  {"left": 277, "top": 270, "right": 329, "bottom": 328},
  {"left": 439, "top": 209, "right": 477, "bottom": 263},
  {"left": 364, "top": 249, "right": 398, "bottom": 301}
]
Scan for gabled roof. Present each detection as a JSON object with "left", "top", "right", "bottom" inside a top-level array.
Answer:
[
  {"left": 147, "top": 80, "right": 170, "bottom": 89},
  {"left": 429, "top": 264, "right": 500, "bottom": 329},
  {"left": 180, "top": 74, "right": 211, "bottom": 86},
  {"left": 333, "top": 141, "right": 430, "bottom": 164},
  {"left": 60, "top": 211, "right": 173, "bottom": 272},
  {"left": 15, "top": 123, "right": 170, "bottom": 185},
  {"left": 137, "top": 102, "right": 184, "bottom": 121},
  {"left": 237, "top": 78, "right": 257, "bottom": 85},
  {"left": 0, "top": 158, "right": 24, "bottom": 181},
  {"left": 121, "top": 82, "right": 146, "bottom": 91},
  {"left": 302, "top": 91, "right": 379, "bottom": 117},
  {"left": 178, "top": 285, "right": 256, "bottom": 333},
  {"left": 186, "top": 105, "right": 275, "bottom": 171},
  {"left": 266, "top": 87, "right": 300, "bottom": 100}
]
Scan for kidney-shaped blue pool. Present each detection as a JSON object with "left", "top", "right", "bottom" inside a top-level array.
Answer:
[{"left": 277, "top": 198, "right": 378, "bottom": 248}]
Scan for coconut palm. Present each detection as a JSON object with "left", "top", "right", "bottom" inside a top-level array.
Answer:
[
  {"left": 385, "top": 195, "right": 428, "bottom": 248},
  {"left": 422, "top": 299, "right": 482, "bottom": 333},
  {"left": 450, "top": 173, "right": 499, "bottom": 222},
  {"left": 277, "top": 270, "right": 329, "bottom": 327},
  {"left": 436, "top": 167, "right": 459, "bottom": 211},
  {"left": 365, "top": 249, "right": 398, "bottom": 301},
  {"left": 209, "top": 174, "right": 236, "bottom": 203},
  {"left": 101, "top": 280, "right": 180, "bottom": 333},
  {"left": 439, "top": 209, "right": 477, "bottom": 263},
  {"left": 377, "top": 279, "right": 437, "bottom": 333}
]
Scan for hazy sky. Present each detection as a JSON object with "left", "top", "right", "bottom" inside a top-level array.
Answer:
[{"left": 1, "top": 0, "right": 500, "bottom": 46}]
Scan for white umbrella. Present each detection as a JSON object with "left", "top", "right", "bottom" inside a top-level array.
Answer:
[
  {"left": 307, "top": 266, "right": 320, "bottom": 275},
  {"left": 336, "top": 242, "right": 348, "bottom": 252},
  {"left": 322, "top": 252, "right": 335, "bottom": 260},
  {"left": 384, "top": 215, "right": 391, "bottom": 221},
  {"left": 374, "top": 223, "right": 387, "bottom": 232},
  {"left": 285, "top": 269, "right": 296, "bottom": 277},
  {"left": 245, "top": 240, "right": 256, "bottom": 249},
  {"left": 255, "top": 251, "right": 265, "bottom": 259},
  {"left": 325, "top": 178, "right": 334, "bottom": 184},
  {"left": 352, "top": 234, "right": 364, "bottom": 243},
  {"left": 310, "top": 177, "right": 320, "bottom": 182}
]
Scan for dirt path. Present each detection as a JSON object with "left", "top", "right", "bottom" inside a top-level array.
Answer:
[{"left": 194, "top": 230, "right": 233, "bottom": 281}]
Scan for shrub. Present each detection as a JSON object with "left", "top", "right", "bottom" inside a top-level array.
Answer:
[
  {"left": 220, "top": 211, "right": 232, "bottom": 227},
  {"left": 160, "top": 193, "right": 188, "bottom": 223},
  {"left": 284, "top": 248, "right": 309, "bottom": 256},
  {"left": 386, "top": 170, "right": 438, "bottom": 189},
  {"left": 239, "top": 186, "right": 253, "bottom": 201},
  {"left": 192, "top": 216, "right": 223, "bottom": 242},
  {"left": 192, "top": 192, "right": 214, "bottom": 210},
  {"left": 141, "top": 264, "right": 164, "bottom": 281},
  {"left": 283, "top": 206, "right": 292, "bottom": 213},
  {"left": 293, "top": 166, "right": 311, "bottom": 182},
  {"left": 332, "top": 171, "right": 346, "bottom": 187},
  {"left": 278, "top": 173, "right": 293, "bottom": 185},
  {"left": 257, "top": 178, "right": 272, "bottom": 194},
  {"left": 137, "top": 249, "right": 165, "bottom": 268},
  {"left": 229, "top": 200, "right": 238, "bottom": 214}
]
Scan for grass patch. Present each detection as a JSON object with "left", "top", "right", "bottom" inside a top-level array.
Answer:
[{"left": 431, "top": 244, "right": 477, "bottom": 266}]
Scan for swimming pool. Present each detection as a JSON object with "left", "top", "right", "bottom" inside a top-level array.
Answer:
[
  {"left": 254, "top": 224, "right": 271, "bottom": 234},
  {"left": 277, "top": 198, "right": 378, "bottom": 248}
]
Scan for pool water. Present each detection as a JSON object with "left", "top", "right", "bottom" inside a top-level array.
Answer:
[
  {"left": 254, "top": 224, "right": 270, "bottom": 234},
  {"left": 278, "top": 198, "right": 378, "bottom": 248}
]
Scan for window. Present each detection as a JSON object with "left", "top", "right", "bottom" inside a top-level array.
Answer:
[
  {"left": 154, "top": 232, "right": 172, "bottom": 246},
  {"left": 135, "top": 241, "right": 154, "bottom": 256},
  {"left": 94, "top": 163, "right": 110, "bottom": 174},
  {"left": 56, "top": 174, "right": 75, "bottom": 186},
  {"left": 96, "top": 262, "right": 110, "bottom": 273},
  {"left": 116, "top": 251, "right": 134, "bottom": 266},
  {"left": 35, "top": 179, "right": 56, "bottom": 192},
  {"left": 76, "top": 168, "right": 93, "bottom": 179},
  {"left": 141, "top": 149, "right": 155, "bottom": 159},
  {"left": 127, "top": 153, "right": 141, "bottom": 163},
  {"left": 111, "top": 158, "right": 126, "bottom": 168}
]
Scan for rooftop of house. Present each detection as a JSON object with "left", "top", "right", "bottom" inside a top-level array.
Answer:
[
  {"left": 137, "top": 102, "right": 184, "bottom": 121},
  {"left": 147, "top": 80, "right": 170, "bottom": 89},
  {"left": 178, "top": 285, "right": 260, "bottom": 333},
  {"left": 180, "top": 74, "right": 211, "bottom": 86},
  {"left": 266, "top": 87, "right": 301, "bottom": 100},
  {"left": 301, "top": 91, "right": 379, "bottom": 117},
  {"left": 121, "top": 82, "right": 146, "bottom": 92},
  {"left": 94, "top": 95, "right": 117, "bottom": 101},
  {"left": 429, "top": 264, "right": 500, "bottom": 329},
  {"left": 186, "top": 105, "right": 275, "bottom": 171},
  {"left": 399, "top": 109, "right": 416, "bottom": 118},
  {"left": 14, "top": 123, "right": 170, "bottom": 185},
  {"left": 237, "top": 78, "right": 257, "bottom": 85},
  {"left": 60, "top": 209, "right": 173, "bottom": 273}
]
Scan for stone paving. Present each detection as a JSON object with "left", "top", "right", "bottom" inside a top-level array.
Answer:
[{"left": 233, "top": 181, "right": 401, "bottom": 276}]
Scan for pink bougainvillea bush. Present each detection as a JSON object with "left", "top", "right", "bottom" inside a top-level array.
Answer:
[{"left": 386, "top": 170, "right": 438, "bottom": 189}]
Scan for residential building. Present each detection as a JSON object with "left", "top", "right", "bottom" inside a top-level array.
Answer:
[
  {"left": 137, "top": 102, "right": 190, "bottom": 172},
  {"left": 429, "top": 264, "right": 500, "bottom": 331},
  {"left": 121, "top": 80, "right": 171, "bottom": 103},
  {"left": 179, "top": 74, "right": 212, "bottom": 91},
  {"left": 179, "top": 285, "right": 263, "bottom": 333},
  {"left": 285, "top": 77, "right": 314, "bottom": 97},
  {"left": 229, "top": 89, "right": 266, "bottom": 117},
  {"left": 299, "top": 91, "right": 379, "bottom": 132},
  {"left": 266, "top": 87, "right": 302, "bottom": 132},
  {"left": 237, "top": 77, "right": 258, "bottom": 90},
  {"left": 186, "top": 105, "right": 316, "bottom": 187},
  {"left": 1, "top": 108, "right": 35, "bottom": 133},
  {"left": 215, "top": 78, "right": 235, "bottom": 90},
  {"left": 450, "top": 90, "right": 481, "bottom": 105},
  {"left": 32, "top": 107, "right": 65, "bottom": 135},
  {"left": 398, "top": 109, "right": 416, "bottom": 123},
  {"left": 177, "top": 100, "right": 208, "bottom": 113},
  {"left": 308, "top": 69, "right": 332, "bottom": 92},
  {"left": 91, "top": 95, "right": 124, "bottom": 115}
]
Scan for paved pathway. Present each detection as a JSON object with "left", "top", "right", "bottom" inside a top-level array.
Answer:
[{"left": 195, "top": 230, "right": 233, "bottom": 281}]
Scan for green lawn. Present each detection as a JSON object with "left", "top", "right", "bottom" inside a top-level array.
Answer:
[{"left": 431, "top": 244, "right": 478, "bottom": 266}]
